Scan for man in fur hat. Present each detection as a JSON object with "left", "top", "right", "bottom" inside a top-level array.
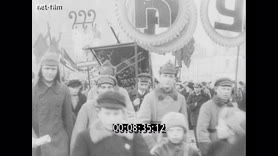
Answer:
[
  {"left": 71, "top": 91, "right": 151, "bottom": 156},
  {"left": 70, "top": 74, "right": 118, "bottom": 152},
  {"left": 32, "top": 52, "right": 73, "bottom": 156},
  {"left": 87, "top": 60, "right": 135, "bottom": 117},
  {"left": 137, "top": 61, "right": 188, "bottom": 149}
]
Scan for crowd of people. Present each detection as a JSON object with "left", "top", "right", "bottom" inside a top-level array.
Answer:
[{"left": 32, "top": 51, "right": 246, "bottom": 156}]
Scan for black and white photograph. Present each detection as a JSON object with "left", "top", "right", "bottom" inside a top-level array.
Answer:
[{"left": 32, "top": 0, "right": 246, "bottom": 156}]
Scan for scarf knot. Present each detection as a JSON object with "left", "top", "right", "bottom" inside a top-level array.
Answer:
[{"left": 155, "top": 87, "right": 178, "bottom": 101}]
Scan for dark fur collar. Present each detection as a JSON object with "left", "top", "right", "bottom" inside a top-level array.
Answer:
[
  {"left": 154, "top": 87, "right": 178, "bottom": 101},
  {"left": 89, "top": 119, "right": 133, "bottom": 144}
]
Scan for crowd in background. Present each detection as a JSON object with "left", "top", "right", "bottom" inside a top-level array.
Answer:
[{"left": 32, "top": 51, "right": 246, "bottom": 156}]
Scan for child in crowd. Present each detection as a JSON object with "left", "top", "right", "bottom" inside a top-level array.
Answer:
[
  {"left": 71, "top": 91, "right": 151, "bottom": 156},
  {"left": 205, "top": 107, "right": 246, "bottom": 156},
  {"left": 151, "top": 112, "right": 199, "bottom": 156}
]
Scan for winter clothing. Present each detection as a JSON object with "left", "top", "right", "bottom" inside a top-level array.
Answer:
[
  {"left": 87, "top": 85, "right": 135, "bottom": 115},
  {"left": 187, "top": 82, "right": 194, "bottom": 91},
  {"left": 138, "top": 73, "right": 152, "bottom": 82},
  {"left": 214, "top": 78, "right": 233, "bottom": 87},
  {"left": 196, "top": 96, "right": 235, "bottom": 156},
  {"left": 96, "top": 75, "right": 117, "bottom": 86},
  {"left": 238, "top": 89, "right": 246, "bottom": 112},
  {"left": 151, "top": 141, "right": 199, "bottom": 156},
  {"left": 67, "top": 79, "right": 82, "bottom": 88},
  {"left": 159, "top": 61, "right": 176, "bottom": 75},
  {"left": 99, "top": 60, "right": 117, "bottom": 76},
  {"left": 70, "top": 96, "right": 135, "bottom": 153},
  {"left": 137, "top": 87, "right": 188, "bottom": 149},
  {"left": 71, "top": 119, "right": 151, "bottom": 156},
  {"left": 187, "top": 91, "right": 210, "bottom": 127},
  {"left": 205, "top": 139, "right": 231, "bottom": 156},
  {"left": 217, "top": 135, "right": 246, "bottom": 156},
  {"left": 72, "top": 92, "right": 87, "bottom": 118},
  {"left": 97, "top": 91, "right": 126, "bottom": 109},
  {"left": 137, "top": 87, "right": 188, "bottom": 124},
  {"left": 161, "top": 112, "right": 187, "bottom": 131},
  {"left": 32, "top": 80, "right": 74, "bottom": 156},
  {"left": 128, "top": 87, "right": 150, "bottom": 112},
  {"left": 40, "top": 52, "right": 59, "bottom": 66}
]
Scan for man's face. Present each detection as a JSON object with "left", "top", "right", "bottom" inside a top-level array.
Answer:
[
  {"left": 167, "top": 127, "right": 185, "bottom": 144},
  {"left": 97, "top": 84, "right": 114, "bottom": 94},
  {"left": 138, "top": 81, "right": 149, "bottom": 92},
  {"left": 194, "top": 86, "right": 201, "bottom": 94},
  {"left": 69, "top": 86, "right": 81, "bottom": 96},
  {"left": 97, "top": 107, "right": 124, "bottom": 130},
  {"left": 215, "top": 86, "right": 233, "bottom": 100},
  {"left": 41, "top": 65, "right": 58, "bottom": 83},
  {"left": 159, "top": 73, "right": 176, "bottom": 89}
]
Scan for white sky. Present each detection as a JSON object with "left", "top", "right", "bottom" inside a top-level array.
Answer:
[{"left": 32, "top": 0, "right": 246, "bottom": 82}]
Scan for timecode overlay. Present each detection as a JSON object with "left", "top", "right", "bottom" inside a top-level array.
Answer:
[{"left": 112, "top": 124, "right": 166, "bottom": 133}]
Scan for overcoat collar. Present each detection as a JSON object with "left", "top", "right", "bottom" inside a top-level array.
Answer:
[
  {"left": 89, "top": 119, "right": 134, "bottom": 144},
  {"left": 36, "top": 80, "right": 60, "bottom": 95},
  {"left": 154, "top": 87, "right": 178, "bottom": 101}
]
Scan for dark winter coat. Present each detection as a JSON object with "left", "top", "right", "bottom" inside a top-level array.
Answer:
[
  {"left": 128, "top": 88, "right": 150, "bottom": 112},
  {"left": 151, "top": 140, "right": 199, "bottom": 156},
  {"left": 32, "top": 80, "right": 74, "bottom": 156},
  {"left": 205, "top": 139, "right": 231, "bottom": 156},
  {"left": 187, "top": 91, "right": 210, "bottom": 127},
  {"left": 72, "top": 92, "right": 87, "bottom": 118},
  {"left": 71, "top": 119, "right": 151, "bottom": 156}
]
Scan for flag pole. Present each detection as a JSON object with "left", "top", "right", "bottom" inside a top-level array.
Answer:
[{"left": 233, "top": 45, "right": 241, "bottom": 102}]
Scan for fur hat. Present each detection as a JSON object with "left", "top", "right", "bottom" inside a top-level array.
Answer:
[
  {"left": 97, "top": 91, "right": 126, "bottom": 109},
  {"left": 161, "top": 112, "right": 188, "bottom": 132},
  {"left": 159, "top": 61, "right": 176, "bottom": 75},
  {"left": 99, "top": 60, "right": 116, "bottom": 76},
  {"left": 97, "top": 75, "right": 117, "bottom": 86},
  {"left": 40, "top": 52, "right": 59, "bottom": 66}
]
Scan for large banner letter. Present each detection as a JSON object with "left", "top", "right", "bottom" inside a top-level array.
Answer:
[{"left": 214, "top": 0, "right": 244, "bottom": 32}]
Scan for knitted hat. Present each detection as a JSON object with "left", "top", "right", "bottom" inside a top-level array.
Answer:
[
  {"left": 215, "top": 78, "right": 233, "bottom": 87},
  {"left": 161, "top": 112, "right": 188, "bottom": 132},
  {"left": 159, "top": 61, "right": 176, "bottom": 75},
  {"left": 97, "top": 91, "right": 126, "bottom": 109},
  {"left": 99, "top": 60, "right": 116, "bottom": 76},
  {"left": 67, "top": 79, "right": 82, "bottom": 88},
  {"left": 138, "top": 73, "right": 151, "bottom": 83},
  {"left": 40, "top": 52, "right": 59, "bottom": 66},
  {"left": 97, "top": 75, "right": 117, "bottom": 86}
]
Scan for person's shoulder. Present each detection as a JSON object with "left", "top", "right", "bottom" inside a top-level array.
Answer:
[
  {"left": 200, "top": 99, "right": 213, "bottom": 109},
  {"left": 76, "top": 129, "right": 91, "bottom": 142},
  {"left": 150, "top": 141, "right": 169, "bottom": 155}
]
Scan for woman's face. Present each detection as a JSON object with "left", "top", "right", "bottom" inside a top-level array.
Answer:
[{"left": 216, "top": 119, "right": 234, "bottom": 139}]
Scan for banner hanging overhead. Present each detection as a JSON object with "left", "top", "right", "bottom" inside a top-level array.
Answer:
[
  {"left": 200, "top": 0, "right": 246, "bottom": 47},
  {"left": 115, "top": 0, "right": 197, "bottom": 54}
]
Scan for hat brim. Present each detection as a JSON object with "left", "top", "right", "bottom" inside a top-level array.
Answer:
[{"left": 98, "top": 103, "right": 124, "bottom": 110}]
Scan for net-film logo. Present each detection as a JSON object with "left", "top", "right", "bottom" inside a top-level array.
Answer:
[{"left": 37, "top": 4, "right": 62, "bottom": 11}]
